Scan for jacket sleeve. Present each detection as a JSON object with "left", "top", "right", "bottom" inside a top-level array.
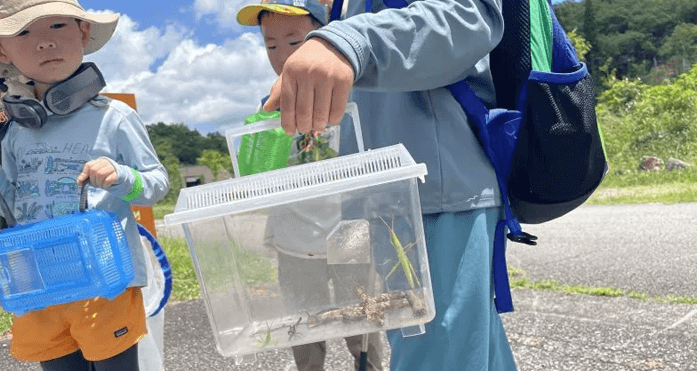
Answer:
[
  {"left": 307, "top": 0, "right": 504, "bottom": 92},
  {"left": 107, "top": 109, "right": 170, "bottom": 206}
]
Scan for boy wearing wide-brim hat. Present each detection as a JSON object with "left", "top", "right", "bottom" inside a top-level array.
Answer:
[{"left": 0, "top": 1, "right": 169, "bottom": 370}]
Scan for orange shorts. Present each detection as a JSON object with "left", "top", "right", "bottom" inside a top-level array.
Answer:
[{"left": 10, "top": 287, "right": 147, "bottom": 362}]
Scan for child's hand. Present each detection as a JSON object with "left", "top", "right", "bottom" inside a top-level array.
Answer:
[
  {"left": 263, "top": 38, "right": 354, "bottom": 135},
  {"left": 77, "top": 158, "right": 118, "bottom": 189}
]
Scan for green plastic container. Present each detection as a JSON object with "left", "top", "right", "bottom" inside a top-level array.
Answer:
[{"left": 237, "top": 110, "right": 293, "bottom": 176}]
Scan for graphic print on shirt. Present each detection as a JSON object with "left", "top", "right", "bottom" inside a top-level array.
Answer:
[
  {"left": 45, "top": 156, "right": 84, "bottom": 174},
  {"left": 45, "top": 177, "right": 78, "bottom": 197},
  {"left": 46, "top": 200, "right": 80, "bottom": 219},
  {"left": 16, "top": 180, "right": 40, "bottom": 199},
  {"left": 14, "top": 201, "right": 42, "bottom": 223},
  {"left": 14, "top": 141, "right": 91, "bottom": 222},
  {"left": 18, "top": 158, "right": 43, "bottom": 175}
]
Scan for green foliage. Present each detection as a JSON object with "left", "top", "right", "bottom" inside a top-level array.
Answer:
[
  {"left": 567, "top": 28, "right": 591, "bottom": 61},
  {"left": 205, "top": 132, "right": 230, "bottom": 155},
  {"left": 597, "top": 75, "right": 647, "bottom": 115},
  {"left": 197, "top": 149, "right": 233, "bottom": 181},
  {"left": 581, "top": 0, "right": 597, "bottom": 64},
  {"left": 596, "top": 64, "right": 697, "bottom": 190},
  {"left": 659, "top": 23, "right": 697, "bottom": 61},
  {"left": 148, "top": 123, "right": 204, "bottom": 165},
  {"left": 554, "top": 0, "right": 697, "bottom": 91},
  {"left": 147, "top": 123, "right": 230, "bottom": 165},
  {"left": 0, "top": 309, "right": 11, "bottom": 337}
]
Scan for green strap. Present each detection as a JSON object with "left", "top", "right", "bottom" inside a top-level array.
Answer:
[
  {"left": 121, "top": 168, "right": 143, "bottom": 202},
  {"left": 530, "top": 0, "right": 553, "bottom": 72}
]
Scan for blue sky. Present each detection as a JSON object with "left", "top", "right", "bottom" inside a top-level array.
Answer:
[{"left": 76, "top": 0, "right": 570, "bottom": 134}]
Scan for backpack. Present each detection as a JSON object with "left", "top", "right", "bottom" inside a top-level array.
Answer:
[{"left": 329, "top": 0, "right": 608, "bottom": 313}]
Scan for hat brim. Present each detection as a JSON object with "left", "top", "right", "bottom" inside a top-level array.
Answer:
[
  {"left": 236, "top": 4, "right": 310, "bottom": 26},
  {"left": 0, "top": 2, "right": 118, "bottom": 78}
]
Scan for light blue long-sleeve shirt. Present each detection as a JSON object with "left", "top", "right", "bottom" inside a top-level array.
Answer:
[
  {"left": 0, "top": 97, "right": 170, "bottom": 287},
  {"left": 309, "top": 0, "right": 504, "bottom": 214}
]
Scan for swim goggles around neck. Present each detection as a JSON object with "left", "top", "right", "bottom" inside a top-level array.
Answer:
[{"left": 2, "top": 62, "right": 106, "bottom": 130}]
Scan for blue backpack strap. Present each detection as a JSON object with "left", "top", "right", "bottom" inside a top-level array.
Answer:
[
  {"left": 448, "top": 81, "right": 523, "bottom": 313},
  {"left": 549, "top": 0, "right": 579, "bottom": 72},
  {"left": 137, "top": 224, "right": 173, "bottom": 317},
  {"left": 330, "top": 0, "right": 343, "bottom": 21}
]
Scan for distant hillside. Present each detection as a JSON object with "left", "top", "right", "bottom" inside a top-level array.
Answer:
[{"left": 554, "top": 0, "right": 697, "bottom": 89}]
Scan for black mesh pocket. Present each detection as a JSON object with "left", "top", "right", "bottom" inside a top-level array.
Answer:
[{"left": 508, "top": 64, "right": 607, "bottom": 213}]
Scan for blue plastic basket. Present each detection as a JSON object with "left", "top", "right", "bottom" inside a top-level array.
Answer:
[{"left": 0, "top": 184, "right": 133, "bottom": 316}]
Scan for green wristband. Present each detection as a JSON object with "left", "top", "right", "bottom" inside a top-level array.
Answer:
[{"left": 121, "top": 168, "right": 143, "bottom": 202}]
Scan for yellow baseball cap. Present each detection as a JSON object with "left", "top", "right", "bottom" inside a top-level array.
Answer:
[{"left": 236, "top": 0, "right": 328, "bottom": 26}]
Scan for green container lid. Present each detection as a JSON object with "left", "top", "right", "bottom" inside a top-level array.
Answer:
[{"left": 237, "top": 110, "right": 294, "bottom": 176}]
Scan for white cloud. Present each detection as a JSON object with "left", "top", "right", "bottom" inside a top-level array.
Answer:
[
  {"left": 85, "top": 13, "right": 277, "bottom": 133},
  {"left": 87, "top": 13, "right": 190, "bottom": 81},
  {"left": 194, "top": 0, "right": 260, "bottom": 30}
]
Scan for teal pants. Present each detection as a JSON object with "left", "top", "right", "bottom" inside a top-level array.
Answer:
[{"left": 387, "top": 208, "right": 517, "bottom": 371}]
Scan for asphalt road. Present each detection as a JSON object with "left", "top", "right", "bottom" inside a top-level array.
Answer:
[{"left": 2, "top": 202, "right": 696, "bottom": 370}]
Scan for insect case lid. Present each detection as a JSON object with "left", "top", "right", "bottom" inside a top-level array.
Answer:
[{"left": 165, "top": 103, "right": 427, "bottom": 226}]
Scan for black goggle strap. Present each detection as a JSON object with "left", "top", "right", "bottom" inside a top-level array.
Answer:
[{"left": 44, "top": 62, "right": 106, "bottom": 116}]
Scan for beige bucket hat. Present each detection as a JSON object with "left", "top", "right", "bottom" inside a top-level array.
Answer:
[{"left": 0, "top": 0, "right": 119, "bottom": 77}]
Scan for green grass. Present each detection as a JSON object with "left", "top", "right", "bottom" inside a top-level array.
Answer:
[
  {"left": 0, "top": 310, "right": 11, "bottom": 337},
  {"left": 588, "top": 182, "right": 697, "bottom": 205},
  {"left": 153, "top": 236, "right": 277, "bottom": 301},
  {"left": 584, "top": 161, "right": 697, "bottom": 205},
  {"left": 160, "top": 236, "right": 202, "bottom": 302},
  {"left": 153, "top": 201, "right": 176, "bottom": 220},
  {"left": 509, "top": 266, "right": 697, "bottom": 304}
]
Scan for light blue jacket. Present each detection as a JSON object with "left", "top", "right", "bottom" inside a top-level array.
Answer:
[
  {"left": 308, "top": 0, "right": 504, "bottom": 214},
  {"left": 0, "top": 97, "right": 170, "bottom": 287}
]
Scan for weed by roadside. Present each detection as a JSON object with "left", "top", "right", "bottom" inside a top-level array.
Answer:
[
  {"left": 509, "top": 266, "right": 697, "bottom": 305},
  {"left": 588, "top": 182, "right": 697, "bottom": 205}
]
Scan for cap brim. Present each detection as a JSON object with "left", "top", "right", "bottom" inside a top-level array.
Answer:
[
  {"left": 236, "top": 4, "right": 310, "bottom": 26},
  {"left": 0, "top": 3, "right": 118, "bottom": 78}
]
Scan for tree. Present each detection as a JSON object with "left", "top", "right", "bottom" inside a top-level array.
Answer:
[
  {"left": 582, "top": 0, "right": 597, "bottom": 72},
  {"left": 197, "top": 150, "right": 232, "bottom": 181},
  {"left": 567, "top": 28, "right": 591, "bottom": 62},
  {"left": 205, "top": 132, "right": 229, "bottom": 154},
  {"left": 147, "top": 122, "right": 206, "bottom": 165},
  {"left": 659, "top": 23, "right": 697, "bottom": 71}
]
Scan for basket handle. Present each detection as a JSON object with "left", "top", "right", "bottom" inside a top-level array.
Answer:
[
  {"left": 226, "top": 102, "right": 364, "bottom": 178},
  {"left": 78, "top": 182, "right": 90, "bottom": 213}
]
